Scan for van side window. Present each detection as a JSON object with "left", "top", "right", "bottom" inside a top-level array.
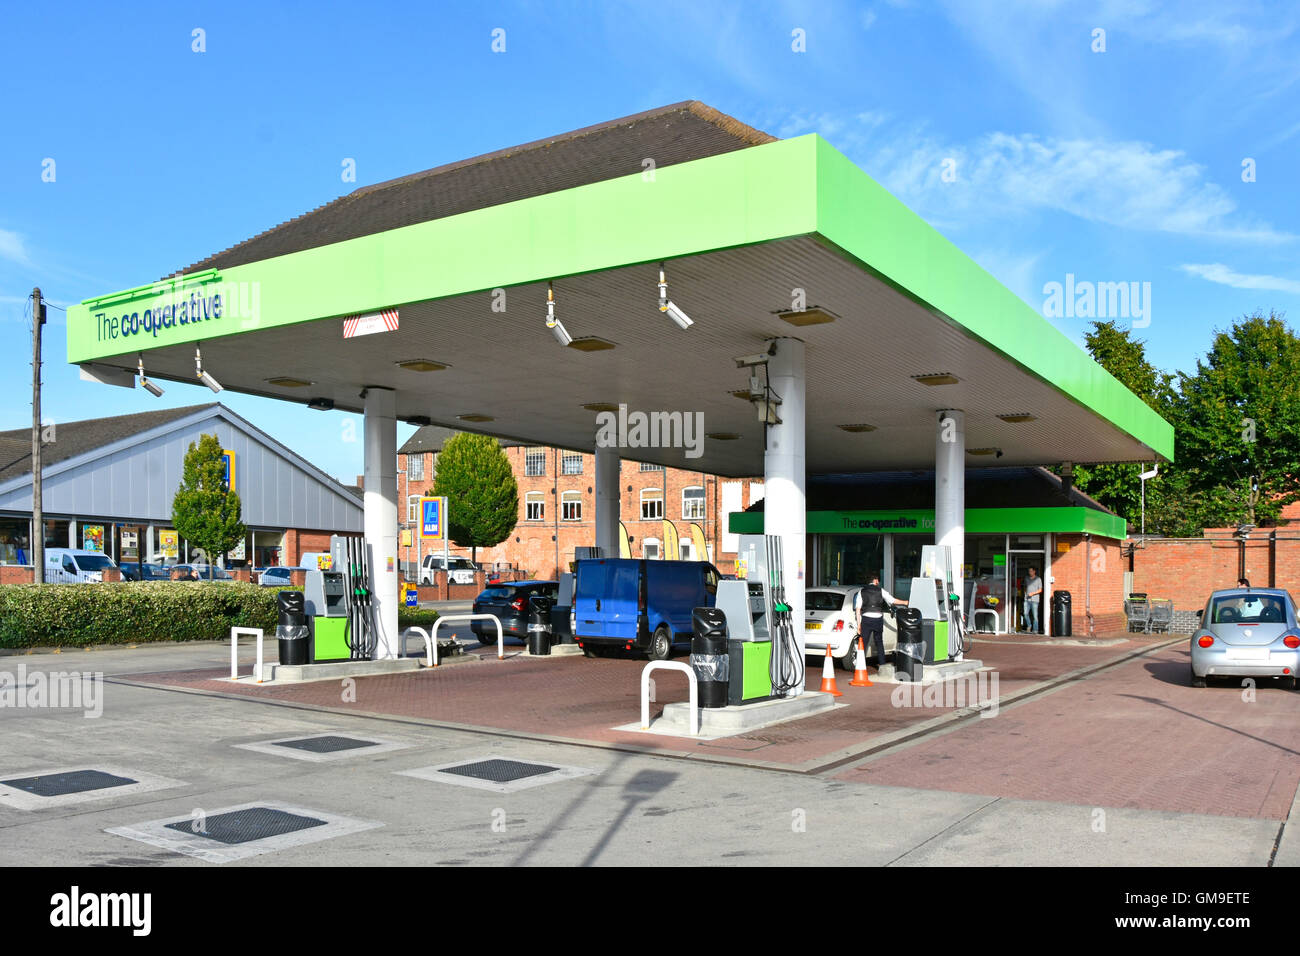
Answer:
[
  {"left": 704, "top": 566, "right": 718, "bottom": 595},
  {"left": 63, "top": 555, "right": 76, "bottom": 573}
]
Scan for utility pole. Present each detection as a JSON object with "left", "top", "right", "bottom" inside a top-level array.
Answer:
[{"left": 31, "top": 288, "right": 45, "bottom": 584}]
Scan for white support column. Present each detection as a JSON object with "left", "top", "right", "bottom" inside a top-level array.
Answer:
[
  {"left": 764, "top": 338, "right": 806, "bottom": 694},
  {"left": 594, "top": 445, "right": 621, "bottom": 558},
  {"left": 935, "top": 409, "right": 966, "bottom": 617},
  {"left": 364, "top": 388, "right": 399, "bottom": 660}
]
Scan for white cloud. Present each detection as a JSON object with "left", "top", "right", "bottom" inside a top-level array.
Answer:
[
  {"left": 1180, "top": 263, "right": 1300, "bottom": 295},
  {"left": 802, "top": 112, "right": 1293, "bottom": 243},
  {"left": 0, "top": 229, "right": 31, "bottom": 267}
]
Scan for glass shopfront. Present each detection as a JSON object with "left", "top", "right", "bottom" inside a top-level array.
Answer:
[{"left": 817, "top": 534, "right": 883, "bottom": 587}]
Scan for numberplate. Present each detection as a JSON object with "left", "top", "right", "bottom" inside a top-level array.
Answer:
[
  {"left": 806, "top": 621, "right": 822, "bottom": 630},
  {"left": 1227, "top": 648, "right": 1268, "bottom": 661}
]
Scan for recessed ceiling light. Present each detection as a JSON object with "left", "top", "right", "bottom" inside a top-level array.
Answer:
[
  {"left": 568, "top": 337, "right": 616, "bottom": 352},
  {"left": 396, "top": 359, "right": 450, "bottom": 372},
  {"left": 837, "top": 423, "right": 877, "bottom": 433},
  {"left": 582, "top": 402, "right": 620, "bottom": 413},
  {"left": 912, "top": 373, "right": 960, "bottom": 386},
  {"left": 997, "top": 413, "right": 1037, "bottom": 423},
  {"left": 265, "top": 376, "right": 314, "bottom": 388},
  {"left": 706, "top": 432, "right": 741, "bottom": 440},
  {"left": 457, "top": 414, "right": 495, "bottom": 423},
  {"left": 775, "top": 307, "right": 838, "bottom": 327}
]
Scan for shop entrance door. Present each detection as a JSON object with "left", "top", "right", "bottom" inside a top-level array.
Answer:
[{"left": 1007, "top": 550, "right": 1046, "bottom": 634}]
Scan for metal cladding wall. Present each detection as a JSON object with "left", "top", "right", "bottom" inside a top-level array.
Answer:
[{"left": 0, "top": 409, "right": 362, "bottom": 533}]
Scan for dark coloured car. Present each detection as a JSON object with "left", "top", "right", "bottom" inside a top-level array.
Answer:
[
  {"left": 120, "top": 562, "right": 170, "bottom": 582},
  {"left": 471, "top": 580, "right": 559, "bottom": 644}
]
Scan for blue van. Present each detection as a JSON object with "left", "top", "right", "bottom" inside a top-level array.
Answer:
[{"left": 572, "top": 559, "right": 720, "bottom": 660}]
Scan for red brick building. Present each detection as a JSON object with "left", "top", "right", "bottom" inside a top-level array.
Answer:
[{"left": 396, "top": 427, "right": 762, "bottom": 579}]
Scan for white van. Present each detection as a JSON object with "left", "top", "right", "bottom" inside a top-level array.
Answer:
[
  {"left": 419, "top": 554, "right": 478, "bottom": 585},
  {"left": 44, "top": 548, "right": 119, "bottom": 583}
]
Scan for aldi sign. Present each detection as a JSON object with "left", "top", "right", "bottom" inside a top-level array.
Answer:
[{"left": 420, "top": 496, "right": 447, "bottom": 540}]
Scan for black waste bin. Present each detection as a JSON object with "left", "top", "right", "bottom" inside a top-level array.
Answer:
[
  {"left": 527, "top": 595, "right": 555, "bottom": 655},
  {"left": 894, "top": 606, "right": 924, "bottom": 682},
  {"left": 690, "top": 607, "right": 729, "bottom": 708},
  {"left": 1052, "top": 590, "right": 1072, "bottom": 637},
  {"left": 550, "top": 603, "right": 575, "bottom": 644},
  {"left": 276, "top": 590, "right": 308, "bottom": 666}
]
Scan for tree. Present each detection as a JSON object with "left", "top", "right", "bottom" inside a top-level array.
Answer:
[
  {"left": 430, "top": 433, "right": 519, "bottom": 564},
  {"left": 1174, "top": 311, "right": 1300, "bottom": 527},
  {"left": 171, "top": 433, "right": 246, "bottom": 578},
  {"left": 1071, "top": 321, "right": 1183, "bottom": 532}
]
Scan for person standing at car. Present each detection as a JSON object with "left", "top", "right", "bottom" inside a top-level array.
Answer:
[
  {"left": 854, "top": 574, "right": 907, "bottom": 673},
  {"left": 1023, "top": 567, "right": 1043, "bottom": 633}
]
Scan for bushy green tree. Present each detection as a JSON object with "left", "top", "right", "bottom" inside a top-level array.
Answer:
[
  {"left": 171, "top": 433, "right": 246, "bottom": 577},
  {"left": 430, "top": 433, "right": 519, "bottom": 564},
  {"left": 1072, "top": 321, "right": 1182, "bottom": 533},
  {"left": 1174, "top": 311, "right": 1300, "bottom": 527}
]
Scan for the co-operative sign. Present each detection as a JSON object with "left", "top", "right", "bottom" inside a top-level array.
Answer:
[
  {"left": 83, "top": 270, "right": 257, "bottom": 344},
  {"left": 94, "top": 289, "right": 226, "bottom": 341}
]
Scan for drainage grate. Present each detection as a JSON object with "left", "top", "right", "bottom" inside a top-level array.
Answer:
[
  {"left": 440, "top": 759, "right": 559, "bottom": 783},
  {"left": 271, "top": 736, "right": 379, "bottom": 754},
  {"left": 164, "top": 807, "right": 327, "bottom": 846},
  {"left": 2, "top": 770, "right": 136, "bottom": 798}
]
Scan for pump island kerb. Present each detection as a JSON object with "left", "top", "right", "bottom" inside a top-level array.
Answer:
[{"left": 67, "top": 102, "right": 1174, "bottom": 696}]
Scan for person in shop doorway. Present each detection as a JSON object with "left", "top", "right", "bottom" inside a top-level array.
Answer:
[
  {"left": 854, "top": 574, "right": 907, "bottom": 673},
  {"left": 1023, "top": 567, "right": 1043, "bottom": 633}
]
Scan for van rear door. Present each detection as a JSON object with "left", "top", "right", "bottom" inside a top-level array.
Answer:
[{"left": 574, "top": 559, "right": 640, "bottom": 641}]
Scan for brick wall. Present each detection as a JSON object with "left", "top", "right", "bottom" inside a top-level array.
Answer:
[
  {"left": 0, "top": 565, "right": 35, "bottom": 584},
  {"left": 282, "top": 529, "right": 334, "bottom": 566},
  {"left": 397, "top": 444, "right": 759, "bottom": 580},
  {"left": 1129, "top": 532, "right": 1300, "bottom": 608},
  {"left": 1048, "top": 534, "right": 1126, "bottom": 634}
]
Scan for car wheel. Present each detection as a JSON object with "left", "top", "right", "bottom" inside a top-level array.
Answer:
[
  {"left": 648, "top": 626, "right": 672, "bottom": 661},
  {"left": 838, "top": 641, "right": 858, "bottom": 671},
  {"left": 1190, "top": 666, "right": 1206, "bottom": 688}
]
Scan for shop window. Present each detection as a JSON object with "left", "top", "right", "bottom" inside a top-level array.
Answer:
[
  {"left": 526, "top": 492, "right": 544, "bottom": 521},
  {"left": 561, "top": 491, "right": 582, "bottom": 521},
  {"left": 682, "top": 486, "right": 705, "bottom": 520},
  {"left": 640, "top": 489, "right": 663, "bottom": 520},
  {"left": 525, "top": 448, "right": 546, "bottom": 477}
]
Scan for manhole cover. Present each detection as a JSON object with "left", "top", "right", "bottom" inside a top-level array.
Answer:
[
  {"left": 272, "top": 736, "right": 378, "bottom": 754},
  {"left": 440, "top": 759, "right": 559, "bottom": 783},
  {"left": 2, "top": 770, "right": 136, "bottom": 798},
  {"left": 165, "top": 807, "right": 327, "bottom": 845}
]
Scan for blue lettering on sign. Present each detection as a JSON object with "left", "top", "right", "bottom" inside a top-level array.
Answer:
[{"left": 96, "top": 289, "right": 227, "bottom": 342}]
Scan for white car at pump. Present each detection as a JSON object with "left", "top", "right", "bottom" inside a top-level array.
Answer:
[{"left": 804, "top": 586, "right": 864, "bottom": 670}]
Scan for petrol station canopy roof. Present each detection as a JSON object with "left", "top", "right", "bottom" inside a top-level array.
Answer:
[{"left": 69, "top": 102, "right": 1174, "bottom": 478}]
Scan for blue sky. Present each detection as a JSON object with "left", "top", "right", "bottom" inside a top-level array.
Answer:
[{"left": 3, "top": 0, "right": 1298, "bottom": 483}]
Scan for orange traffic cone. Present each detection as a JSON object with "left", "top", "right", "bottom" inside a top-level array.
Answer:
[
  {"left": 849, "top": 636, "right": 874, "bottom": 687},
  {"left": 819, "top": 643, "right": 843, "bottom": 697}
]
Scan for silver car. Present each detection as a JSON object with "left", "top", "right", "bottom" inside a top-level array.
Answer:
[{"left": 1190, "top": 587, "right": 1300, "bottom": 689}]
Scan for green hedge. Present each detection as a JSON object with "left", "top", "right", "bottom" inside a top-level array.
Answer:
[{"left": 0, "top": 582, "right": 437, "bottom": 649}]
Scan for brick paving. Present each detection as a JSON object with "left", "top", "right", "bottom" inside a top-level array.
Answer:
[
  {"left": 838, "top": 641, "right": 1300, "bottom": 819},
  {"left": 120, "top": 632, "right": 1167, "bottom": 773}
]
